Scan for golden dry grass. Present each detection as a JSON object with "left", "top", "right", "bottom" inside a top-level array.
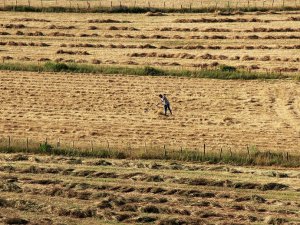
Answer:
[
  {"left": 1, "top": 11, "right": 300, "bottom": 74},
  {"left": 0, "top": 70, "right": 299, "bottom": 153}
]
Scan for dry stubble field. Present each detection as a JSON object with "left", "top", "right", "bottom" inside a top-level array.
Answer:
[
  {"left": 1, "top": 8, "right": 300, "bottom": 225},
  {"left": 0, "top": 70, "right": 300, "bottom": 153},
  {"left": 0, "top": 153, "right": 299, "bottom": 224},
  {"left": 1, "top": 11, "right": 300, "bottom": 73}
]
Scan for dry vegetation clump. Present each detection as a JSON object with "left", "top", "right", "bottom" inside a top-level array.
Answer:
[
  {"left": 260, "top": 56, "right": 271, "bottom": 61},
  {"left": 27, "top": 31, "right": 44, "bottom": 36},
  {"left": 0, "top": 41, "right": 50, "bottom": 47},
  {"left": 56, "top": 50, "right": 90, "bottom": 55},
  {"left": 47, "top": 25, "right": 76, "bottom": 29},
  {"left": 38, "top": 58, "right": 51, "bottom": 62},
  {"left": 0, "top": 24, "right": 26, "bottom": 29},
  {"left": 108, "top": 26, "right": 139, "bottom": 31},
  {"left": 79, "top": 33, "right": 99, "bottom": 37},
  {"left": 274, "top": 67, "right": 299, "bottom": 72},
  {"left": 242, "top": 55, "right": 257, "bottom": 61},
  {"left": 0, "top": 31, "right": 10, "bottom": 35},
  {"left": 49, "top": 32, "right": 75, "bottom": 37},
  {"left": 281, "top": 45, "right": 300, "bottom": 49},
  {"left": 287, "top": 16, "right": 300, "bottom": 21},
  {"left": 88, "top": 25, "right": 98, "bottom": 30},
  {"left": 1, "top": 56, "right": 14, "bottom": 61},
  {"left": 247, "top": 27, "right": 300, "bottom": 32},
  {"left": 88, "top": 19, "right": 131, "bottom": 23},
  {"left": 248, "top": 64, "right": 260, "bottom": 70},
  {"left": 15, "top": 31, "right": 24, "bottom": 35},
  {"left": 19, "top": 57, "right": 31, "bottom": 61}
]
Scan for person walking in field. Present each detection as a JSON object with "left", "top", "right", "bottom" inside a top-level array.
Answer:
[{"left": 158, "top": 94, "right": 172, "bottom": 116}]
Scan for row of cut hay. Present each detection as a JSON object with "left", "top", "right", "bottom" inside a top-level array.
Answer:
[
  {"left": 0, "top": 41, "right": 49, "bottom": 47},
  {"left": 60, "top": 42, "right": 300, "bottom": 50},
  {"left": 174, "top": 18, "right": 270, "bottom": 23},
  {"left": 3, "top": 30, "right": 300, "bottom": 40},
  {"left": 128, "top": 52, "right": 300, "bottom": 63},
  {"left": 12, "top": 18, "right": 50, "bottom": 22},
  {"left": 156, "top": 27, "right": 300, "bottom": 32},
  {"left": 89, "top": 25, "right": 139, "bottom": 30},
  {"left": 88, "top": 19, "right": 131, "bottom": 23},
  {"left": 0, "top": 23, "right": 26, "bottom": 28},
  {"left": 56, "top": 50, "right": 90, "bottom": 55}
]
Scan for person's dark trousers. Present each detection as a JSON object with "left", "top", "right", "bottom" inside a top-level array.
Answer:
[{"left": 164, "top": 104, "right": 172, "bottom": 115}]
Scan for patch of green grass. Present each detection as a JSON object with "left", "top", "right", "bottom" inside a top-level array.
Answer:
[
  {"left": 0, "top": 62, "right": 290, "bottom": 80},
  {"left": 0, "top": 144, "right": 299, "bottom": 167}
]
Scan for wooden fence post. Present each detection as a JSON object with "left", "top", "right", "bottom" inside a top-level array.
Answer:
[
  {"left": 203, "top": 143, "right": 206, "bottom": 157},
  {"left": 111, "top": 1, "right": 112, "bottom": 8},
  {"left": 90, "top": 140, "right": 93, "bottom": 151},
  {"left": 219, "top": 148, "right": 223, "bottom": 159},
  {"left": 272, "top": 0, "right": 275, "bottom": 7},
  {"left": 8, "top": 136, "right": 11, "bottom": 148},
  {"left": 247, "top": 145, "right": 250, "bottom": 157},
  {"left": 119, "top": 1, "right": 122, "bottom": 7},
  {"left": 282, "top": 0, "right": 285, "bottom": 7},
  {"left": 57, "top": 138, "right": 60, "bottom": 148},
  {"left": 190, "top": 3, "right": 192, "bottom": 11},
  {"left": 286, "top": 152, "right": 289, "bottom": 161},
  {"left": 163, "top": 1, "right": 165, "bottom": 8},
  {"left": 107, "top": 140, "right": 110, "bottom": 150},
  {"left": 247, "top": 0, "right": 250, "bottom": 8},
  {"left": 229, "top": 147, "right": 232, "bottom": 157},
  {"left": 26, "top": 138, "right": 29, "bottom": 151},
  {"left": 164, "top": 145, "right": 167, "bottom": 158},
  {"left": 28, "top": 0, "right": 30, "bottom": 7}
]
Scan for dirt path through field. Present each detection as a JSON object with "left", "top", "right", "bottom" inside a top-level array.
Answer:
[{"left": 0, "top": 71, "right": 299, "bottom": 153}]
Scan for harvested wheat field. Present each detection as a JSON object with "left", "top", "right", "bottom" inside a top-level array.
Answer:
[
  {"left": 0, "top": 70, "right": 300, "bottom": 153},
  {"left": 1, "top": 5, "right": 300, "bottom": 225},
  {"left": 0, "top": 152, "right": 299, "bottom": 225},
  {"left": 1, "top": 11, "right": 300, "bottom": 74}
]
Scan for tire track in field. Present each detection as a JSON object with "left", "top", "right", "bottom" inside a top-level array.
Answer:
[{"left": 272, "top": 86, "right": 300, "bottom": 135}]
